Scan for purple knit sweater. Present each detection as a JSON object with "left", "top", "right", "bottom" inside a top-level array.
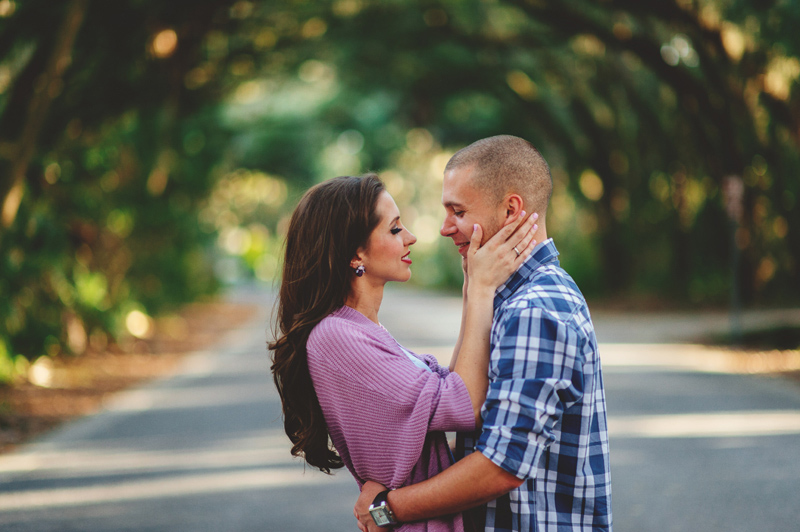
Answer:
[{"left": 307, "top": 305, "right": 476, "bottom": 532}]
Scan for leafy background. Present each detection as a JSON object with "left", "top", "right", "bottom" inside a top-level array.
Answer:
[{"left": 1, "top": 0, "right": 798, "bottom": 380}]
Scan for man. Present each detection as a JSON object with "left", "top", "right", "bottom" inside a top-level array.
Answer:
[{"left": 355, "top": 135, "right": 612, "bottom": 531}]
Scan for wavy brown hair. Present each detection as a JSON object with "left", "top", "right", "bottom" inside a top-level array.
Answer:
[{"left": 269, "top": 174, "right": 385, "bottom": 473}]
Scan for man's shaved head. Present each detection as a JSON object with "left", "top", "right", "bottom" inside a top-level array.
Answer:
[{"left": 445, "top": 135, "right": 553, "bottom": 218}]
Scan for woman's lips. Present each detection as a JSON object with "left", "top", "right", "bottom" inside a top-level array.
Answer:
[{"left": 402, "top": 252, "right": 412, "bottom": 264}]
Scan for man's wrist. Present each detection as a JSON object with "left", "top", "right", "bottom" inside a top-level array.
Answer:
[
  {"left": 369, "top": 489, "right": 399, "bottom": 527},
  {"left": 386, "top": 489, "right": 402, "bottom": 522}
]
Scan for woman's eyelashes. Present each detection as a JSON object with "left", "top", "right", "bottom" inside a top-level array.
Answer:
[{"left": 390, "top": 227, "right": 402, "bottom": 235}]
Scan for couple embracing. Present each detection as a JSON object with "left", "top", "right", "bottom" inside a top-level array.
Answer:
[{"left": 271, "top": 135, "right": 612, "bottom": 532}]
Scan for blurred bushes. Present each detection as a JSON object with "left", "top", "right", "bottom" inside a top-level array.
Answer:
[
  {"left": 3, "top": 0, "right": 800, "bottom": 382},
  {"left": 0, "top": 104, "right": 223, "bottom": 382},
  {"left": 213, "top": 0, "right": 800, "bottom": 311},
  {"left": 0, "top": 0, "right": 239, "bottom": 381}
]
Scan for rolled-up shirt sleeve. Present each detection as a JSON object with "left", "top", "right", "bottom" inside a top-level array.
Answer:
[{"left": 477, "top": 307, "right": 586, "bottom": 479}]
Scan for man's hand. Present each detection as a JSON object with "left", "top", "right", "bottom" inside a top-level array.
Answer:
[{"left": 355, "top": 480, "right": 389, "bottom": 532}]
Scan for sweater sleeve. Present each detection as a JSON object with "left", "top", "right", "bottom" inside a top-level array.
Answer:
[
  {"left": 307, "top": 317, "right": 475, "bottom": 489},
  {"left": 419, "top": 352, "right": 450, "bottom": 379}
]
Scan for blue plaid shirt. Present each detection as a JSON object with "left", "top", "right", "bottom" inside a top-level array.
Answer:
[{"left": 455, "top": 239, "right": 612, "bottom": 532}]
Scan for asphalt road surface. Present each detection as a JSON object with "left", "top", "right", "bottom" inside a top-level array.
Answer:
[{"left": 0, "top": 284, "right": 798, "bottom": 531}]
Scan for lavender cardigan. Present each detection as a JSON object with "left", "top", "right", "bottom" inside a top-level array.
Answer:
[{"left": 307, "top": 306, "right": 476, "bottom": 532}]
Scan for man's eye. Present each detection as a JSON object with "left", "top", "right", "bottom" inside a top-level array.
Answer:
[
  {"left": 391, "top": 227, "right": 402, "bottom": 235},
  {"left": 453, "top": 211, "right": 464, "bottom": 217}
]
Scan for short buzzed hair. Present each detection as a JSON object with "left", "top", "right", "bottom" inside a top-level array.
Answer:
[{"left": 445, "top": 135, "right": 553, "bottom": 217}]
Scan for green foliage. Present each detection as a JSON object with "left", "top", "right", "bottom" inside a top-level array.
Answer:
[
  {"left": 0, "top": 0, "right": 236, "bottom": 364},
  {"left": 2, "top": 0, "right": 800, "bottom": 367},
  {"left": 220, "top": 0, "right": 800, "bottom": 307},
  {"left": 0, "top": 340, "right": 20, "bottom": 384}
]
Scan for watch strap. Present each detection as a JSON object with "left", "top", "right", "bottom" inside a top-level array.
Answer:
[{"left": 371, "top": 489, "right": 391, "bottom": 508}]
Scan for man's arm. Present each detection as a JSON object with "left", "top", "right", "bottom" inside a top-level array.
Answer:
[
  {"left": 355, "top": 451, "right": 523, "bottom": 530},
  {"left": 356, "top": 307, "right": 587, "bottom": 530}
]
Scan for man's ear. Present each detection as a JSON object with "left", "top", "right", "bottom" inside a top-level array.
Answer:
[{"left": 502, "top": 194, "right": 524, "bottom": 226}]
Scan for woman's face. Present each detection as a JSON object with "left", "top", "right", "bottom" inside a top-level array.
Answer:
[{"left": 357, "top": 191, "right": 417, "bottom": 284}]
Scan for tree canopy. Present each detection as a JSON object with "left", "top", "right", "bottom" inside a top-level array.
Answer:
[{"left": 1, "top": 0, "right": 798, "bottom": 379}]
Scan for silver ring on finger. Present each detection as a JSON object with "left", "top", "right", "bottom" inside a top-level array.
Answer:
[{"left": 513, "top": 246, "right": 520, "bottom": 257}]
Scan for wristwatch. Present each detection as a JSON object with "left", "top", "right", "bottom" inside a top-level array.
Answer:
[{"left": 368, "top": 489, "right": 399, "bottom": 527}]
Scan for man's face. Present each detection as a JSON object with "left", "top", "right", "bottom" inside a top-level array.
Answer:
[{"left": 440, "top": 165, "right": 504, "bottom": 259}]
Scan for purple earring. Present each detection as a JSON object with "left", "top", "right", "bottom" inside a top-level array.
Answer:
[{"left": 355, "top": 265, "right": 365, "bottom": 277}]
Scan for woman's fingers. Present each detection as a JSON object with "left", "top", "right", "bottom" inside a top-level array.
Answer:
[
  {"left": 499, "top": 211, "right": 538, "bottom": 248},
  {"left": 469, "top": 223, "right": 483, "bottom": 254},
  {"left": 513, "top": 215, "right": 539, "bottom": 259},
  {"left": 465, "top": 224, "right": 483, "bottom": 264},
  {"left": 515, "top": 236, "right": 537, "bottom": 262},
  {"left": 493, "top": 211, "right": 538, "bottom": 256},
  {"left": 488, "top": 211, "right": 528, "bottom": 246},
  {"left": 467, "top": 211, "right": 538, "bottom": 289},
  {"left": 510, "top": 212, "right": 538, "bottom": 243},
  {"left": 497, "top": 212, "right": 538, "bottom": 265},
  {"left": 471, "top": 210, "right": 539, "bottom": 272}
]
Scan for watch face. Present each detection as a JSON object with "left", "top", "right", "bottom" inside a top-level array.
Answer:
[{"left": 371, "top": 507, "right": 392, "bottom": 527}]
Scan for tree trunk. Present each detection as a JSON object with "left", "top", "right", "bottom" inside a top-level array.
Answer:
[{"left": 1, "top": 0, "right": 88, "bottom": 228}]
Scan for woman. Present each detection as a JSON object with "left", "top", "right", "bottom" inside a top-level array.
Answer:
[{"left": 270, "top": 174, "right": 537, "bottom": 531}]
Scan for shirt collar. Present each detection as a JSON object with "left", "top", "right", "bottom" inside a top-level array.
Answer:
[{"left": 494, "top": 238, "right": 559, "bottom": 309}]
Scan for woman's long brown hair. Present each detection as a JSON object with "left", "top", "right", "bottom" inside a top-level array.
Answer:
[{"left": 269, "top": 174, "right": 385, "bottom": 473}]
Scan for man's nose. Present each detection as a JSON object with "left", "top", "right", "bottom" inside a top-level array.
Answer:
[{"left": 440, "top": 216, "right": 456, "bottom": 237}]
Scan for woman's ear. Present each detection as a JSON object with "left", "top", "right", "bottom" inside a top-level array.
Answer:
[
  {"left": 502, "top": 194, "right": 524, "bottom": 225},
  {"left": 350, "top": 250, "right": 364, "bottom": 269}
]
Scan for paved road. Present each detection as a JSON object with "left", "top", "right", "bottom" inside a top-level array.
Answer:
[{"left": 0, "top": 284, "right": 798, "bottom": 531}]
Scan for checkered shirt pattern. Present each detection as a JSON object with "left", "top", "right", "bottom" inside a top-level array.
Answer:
[{"left": 456, "top": 239, "right": 612, "bottom": 532}]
